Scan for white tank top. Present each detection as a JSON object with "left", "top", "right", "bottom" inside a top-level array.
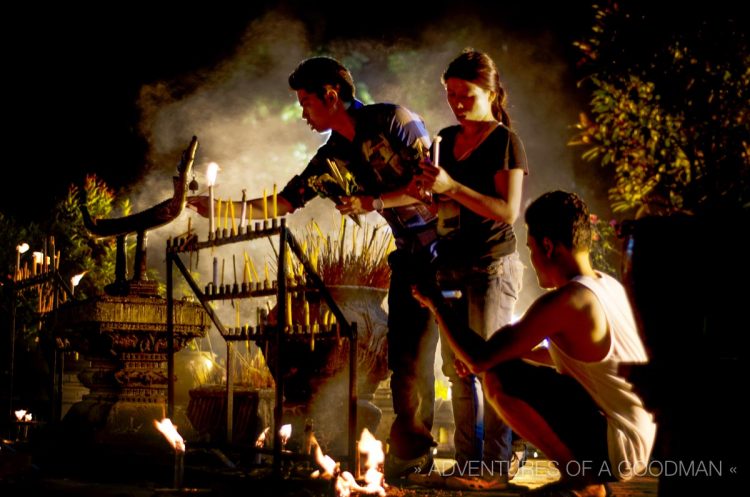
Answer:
[{"left": 548, "top": 271, "right": 656, "bottom": 480}]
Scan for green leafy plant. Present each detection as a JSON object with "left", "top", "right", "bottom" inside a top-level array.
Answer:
[{"left": 571, "top": 2, "right": 749, "bottom": 216}]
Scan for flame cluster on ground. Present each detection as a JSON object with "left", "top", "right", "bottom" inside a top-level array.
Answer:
[{"left": 312, "top": 428, "right": 386, "bottom": 497}]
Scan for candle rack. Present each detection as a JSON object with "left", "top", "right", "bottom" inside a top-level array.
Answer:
[
  {"left": 165, "top": 217, "right": 358, "bottom": 478},
  {"left": 6, "top": 246, "right": 74, "bottom": 435}
]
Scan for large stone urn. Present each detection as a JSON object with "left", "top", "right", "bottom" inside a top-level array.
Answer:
[{"left": 264, "top": 285, "right": 389, "bottom": 453}]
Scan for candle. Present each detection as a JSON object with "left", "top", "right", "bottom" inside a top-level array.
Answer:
[
  {"left": 206, "top": 162, "right": 219, "bottom": 236},
  {"left": 249, "top": 257, "right": 259, "bottom": 282},
  {"left": 212, "top": 257, "right": 218, "bottom": 287},
  {"left": 432, "top": 135, "right": 442, "bottom": 167},
  {"left": 187, "top": 217, "right": 192, "bottom": 236},
  {"left": 264, "top": 261, "right": 270, "bottom": 287},
  {"left": 304, "top": 300, "right": 310, "bottom": 328},
  {"left": 248, "top": 202, "right": 253, "bottom": 224},
  {"left": 272, "top": 184, "right": 278, "bottom": 218},
  {"left": 229, "top": 200, "right": 236, "bottom": 236},
  {"left": 232, "top": 254, "right": 238, "bottom": 285},
  {"left": 244, "top": 261, "right": 251, "bottom": 284},
  {"left": 286, "top": 293, "right": 292, "bottom": 328},
  {"left": 15, "top": 243, "right": 29, "bottom": 281},
  {"left": 221, "top": 258, "right": 225, "bottom": 287},
  {"left": 224, "top": 198, "right": 230, "bottom": 231},
  {"left": 235, "top": 301, "right": 240, "bottom": 328},
  {"left": 216, "top": 198, "right": 223, "bottom": 234},
  {"left": 239, "top": 190, "right": 247, "bottom": 229},
  {"left": 262, "top": 189, "right": 268, "bottom": 220}
]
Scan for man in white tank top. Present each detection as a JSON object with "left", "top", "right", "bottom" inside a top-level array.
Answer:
[{"left": 412, "top": 191, "right": 656, "bottom": 497}]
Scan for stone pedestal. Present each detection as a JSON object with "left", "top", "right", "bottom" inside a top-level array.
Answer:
[{"left": 56, "top": 295, "right": 209, "bottom": 446}]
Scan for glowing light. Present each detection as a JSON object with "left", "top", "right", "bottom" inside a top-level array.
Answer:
[
  {"left": 14, "top": 410, "right": 27, "bottom": 421},
  {"left": 154, "top": 418, "right": 185, "bottom": 453},
  {"left": 71, "top": 272, "right": 86, "bottom": 287},
  {"left": 205, "top": 162, "right": 220, "bottom": 187},
  {"left": 17, "top": 243, "right": 29, "bottom": 254}
]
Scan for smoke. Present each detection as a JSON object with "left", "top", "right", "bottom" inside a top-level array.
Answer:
[{"left": 126, "top": 9, "right": 603, "bottom": 360}]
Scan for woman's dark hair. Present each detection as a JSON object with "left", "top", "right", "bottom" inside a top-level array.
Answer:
[
  {"left": 288, "top": 56, "right": 355, "bottom": 103},
  {"left": 525, "top": 191, "right": 592, "bottom": 251},
  {"left": 442, "top": 49, "right": 511, "bottom": 127}
]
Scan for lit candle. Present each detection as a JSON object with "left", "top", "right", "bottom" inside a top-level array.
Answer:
[
  {"left": 206, "top": 162, "right": 219, "bottom": 236},
  {"left": 262, "top": 189, "right": 268, "bottom": 220},
  {"left": 15, "top": 243, "right": 29, "bottom": 281},
  {"left": 272, "top": 184, "right": 278, "bottom": 218},
  {"left": 239, "top": 190, "right": 247, "bottom": 229},
  {"left": 286, "top": 293, "right": 292, "bottom": 328}
]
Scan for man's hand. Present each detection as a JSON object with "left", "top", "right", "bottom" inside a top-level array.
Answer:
[
  {"left": 454, "top": 359, "right": 471, "bottom": 378},
  {"left": 186, "top": 195, "right": 210, "bottom": 217},
  {"left": 336, "top": 195, "right": 375, "bottom": 215}
]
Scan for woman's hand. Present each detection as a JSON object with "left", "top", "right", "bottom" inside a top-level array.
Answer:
[
  {"left": 419, "top": 160, "right": 455, "bottom": 194},
  {"left": 186, "top": 195, "right": 210, "bottom": 217}
]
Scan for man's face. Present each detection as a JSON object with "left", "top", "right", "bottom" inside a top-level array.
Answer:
[
  {"left": 527, "top": 234, "right": 554, "bottom": 289},
  {"left": 296, "top": 88, "right": 332, "bottom": 132}
]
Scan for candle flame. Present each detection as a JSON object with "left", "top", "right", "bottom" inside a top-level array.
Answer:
[
  {"left": 206, "top": 162, "right": 220, "bottom": 186},
  {"left": 32, "top": 251, "right": 44, "bottom": 264},
  {"left": 312, "top": 429, "right": 386, "bottom": 496},
  {"left": 17, "top": 243, "right": 29, "bottom": 254},
  {"left": 255, "top": 426, "right": 270, "bottom": 448},
  {"left": 154, "top": 418, "right": 185, "bottom": 453},
  {"left": 24, "top": 413, "right": 32, "bottom": 422},
  {"left": 71, "top": 271, "right": 87, "bottom": 287},
  {"left": 280, "top": 424, "right": 292, "bottom": 443},
  {"left": 14, "top": 409, "right": 27, "bottom": 421}
]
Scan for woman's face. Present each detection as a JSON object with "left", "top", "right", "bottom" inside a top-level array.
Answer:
[{"left": 445, "top": 77, "right": 495, "bottom": 123}]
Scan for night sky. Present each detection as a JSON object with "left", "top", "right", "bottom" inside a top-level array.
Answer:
[{"left": 4, "top": 1, "right": 595, "bottom": 223}]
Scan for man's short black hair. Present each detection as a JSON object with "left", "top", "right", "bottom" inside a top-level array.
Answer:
[
  {"left": 288, "top": 56, "right": 355, "bottom": 103},
  {"left": 525, "top": 191, "right": 592, "bottom": 251}
]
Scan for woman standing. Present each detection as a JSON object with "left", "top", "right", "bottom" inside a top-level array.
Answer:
[{"left": 422, "top": 49, "right": 528, "bottom": 491}]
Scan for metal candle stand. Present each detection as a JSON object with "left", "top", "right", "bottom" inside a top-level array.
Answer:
[{"left": 166, "top": 217, "right": 358, "bottom": 478}]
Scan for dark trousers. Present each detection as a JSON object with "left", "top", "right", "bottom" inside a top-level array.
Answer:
[{"left": 387, "top": 249, "right": 439, "bottom": 459}]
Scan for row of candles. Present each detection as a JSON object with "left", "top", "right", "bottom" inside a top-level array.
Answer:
[
  {"left": 14, "top": 241, "right": 60, "bottom": 281},
  {"left": 205, "top": 162, "right": 280, "bottom": 239},
  {"left": 206, "top": 249, "right": 318, "bottom": 293}
]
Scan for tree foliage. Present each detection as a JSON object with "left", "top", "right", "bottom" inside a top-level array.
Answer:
[{"left": 571, "top": 1, "right": 749, "bottom": 215}]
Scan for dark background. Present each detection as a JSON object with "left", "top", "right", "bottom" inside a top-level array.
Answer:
[{"left": 3, "top": 0, "right": 594, "bottom": 223}]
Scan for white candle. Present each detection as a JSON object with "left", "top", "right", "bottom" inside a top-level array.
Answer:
[
  {"left": 240, "top": 189, "right": 247, "bottom": 229},
  {"left": 432, "top": 135, "right": 442, "bottom": 167},
  {"left": 206, "top": 162, "right": 220, "bottom": 236}
]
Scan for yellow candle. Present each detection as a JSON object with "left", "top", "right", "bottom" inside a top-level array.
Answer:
[
  {"left": 273, "top": 184, "right": 278, "bottom": 218},
  {"left": 304, "top": 300, "right": 310, "bottom": 328},
  {"left": 248, "top": 202, "right": 253, "bottom": 222},
  {"left": 244, "top": 261, "right": 251, "bottom": 283},
  {"left": 249, "top": 257, "right": 259, "bottom": 282},
  {"left": 216, "top": 198, "right": 222, "bottom": 231},
  {"left": 235, "top": 302, "right": 240, "bottom": 328},
  {"left": 286, "top": 293, "right": 292, "bottom": 327},
  {"left": 262, "top": 189, "right": 268, "bottom": 220},
  {"left": 229, "top": 199, "right": 236, "bottom": 235},
  {"left": 323, "top": 309, "right": 330, "bottom": 328},
  {"left": 224, "top": 198, "right": 230, "bottom": 230},
  {"left": 264, "top": 261, "right": 270, "bottom": 286}
]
